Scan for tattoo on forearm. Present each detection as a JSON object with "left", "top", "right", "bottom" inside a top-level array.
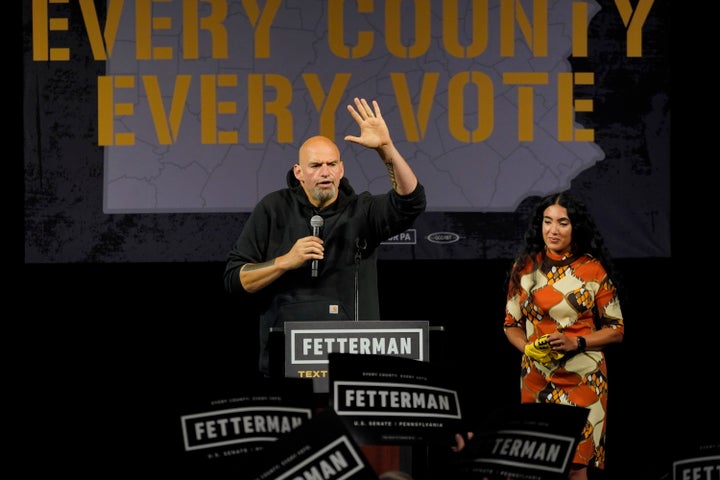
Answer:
[
  {"left": 242, "top": 259, "right": 276, "bottom": 271},
  {"left": 384, "top": 161, "right": 397, "bottom": 190}
]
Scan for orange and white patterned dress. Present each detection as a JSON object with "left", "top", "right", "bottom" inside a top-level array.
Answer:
[{"left": 503, "top": 250, "right": 625, "bottom": 469}]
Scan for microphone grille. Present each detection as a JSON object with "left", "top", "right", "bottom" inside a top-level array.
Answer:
[{"left": 310, "top": 215, "right": 324, "bottom": 227}]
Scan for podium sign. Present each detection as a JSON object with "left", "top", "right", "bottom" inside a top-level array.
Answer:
[{"left": 283, "top": 320, "right": 429, "bottom": 392}]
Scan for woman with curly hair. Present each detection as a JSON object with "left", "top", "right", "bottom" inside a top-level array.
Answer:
[{"left": 503, "top": 191, "right": 625, "bottom": 480}]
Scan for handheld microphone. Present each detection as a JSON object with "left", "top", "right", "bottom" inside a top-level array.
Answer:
[{"left": 310, "top": 215, "right": 324, "bottom": 277}]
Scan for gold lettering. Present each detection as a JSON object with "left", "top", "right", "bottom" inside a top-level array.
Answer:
[
  {"left": 248, "top": 74, "right": 293, "bottom": 143},
  {"left": 442, "top": 0, "right": 489, "bottom": 58},
  {"left": 500, "top": 0, "right": 548, "bottom": 57},
  {"left": 503, "top": 72, "right": 549, "bottom": 142},
  {"left": 144, "top": 74, "right": 192, "bottom": 144},
  {"left": 183, "top": 0, "right": 229, "bottom": 59},
  {"left": 571, "top": 1, "right": 588, "bottom": 57},
  {"left": 557, "top": 72, "right": 594, "bottom": 142},
  {"left": 328, "top": 0, "right": 373, "bottom": 59},
  {"left": 385, "top": 0, "right": 431, "bottom": 59},
  {"left": 614, "top": 0, "right": 654, "bottom": 57},
  {"left": 97, "top": 75, "right": 136, "bottom": 146},
  {"left": 391, "top": 73, "right": 438, "bottom": 141},
  {"left": 448, "top": 71, "right": 494, "bottom": 142},
  {"left": 241, "top": 0, "right": 281, "bottom": 58},
  {"left": 201, "top": 74, "right": 239, "bottom": 144},
  {"left": 303, "top": 73, "right": 352, "bottom": 141}
]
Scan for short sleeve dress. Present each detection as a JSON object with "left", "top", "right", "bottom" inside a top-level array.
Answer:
[{"left": 503, "top": 250, "right": 625, "bottom": 469}]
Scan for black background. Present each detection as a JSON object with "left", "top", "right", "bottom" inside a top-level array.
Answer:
[{"left": 24, "top": 255, "right": 715, "bottom": 479}]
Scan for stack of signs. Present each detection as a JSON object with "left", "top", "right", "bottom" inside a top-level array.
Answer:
[
  {"left": 244, "top": 409, "right": 379, "bottom": 480},
  {"left": 177, "top": 377, "right": 314, "bottom": 477},
  {"left": 450, "top": 403, "right": 589, "bottom": 480},
  {"left": 328, "top": 352, "right": 463, "bottom": 446}
]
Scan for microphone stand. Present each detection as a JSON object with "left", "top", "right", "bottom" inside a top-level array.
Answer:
[{"left": 354, "top": 238, "right": 366, "bottom": 321}]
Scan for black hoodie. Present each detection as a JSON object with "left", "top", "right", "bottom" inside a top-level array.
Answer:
[{"left": 224, "top": 168, "right": 426, "bottom": 374}]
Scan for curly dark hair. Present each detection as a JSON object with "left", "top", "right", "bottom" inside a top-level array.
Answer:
[{"left": 507, "top": 191, "right": 621, "bottom": 297}]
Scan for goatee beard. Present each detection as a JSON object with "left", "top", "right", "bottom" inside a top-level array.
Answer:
[{"left": 313, "top": 184, "right": 336, "bottom": 204}]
